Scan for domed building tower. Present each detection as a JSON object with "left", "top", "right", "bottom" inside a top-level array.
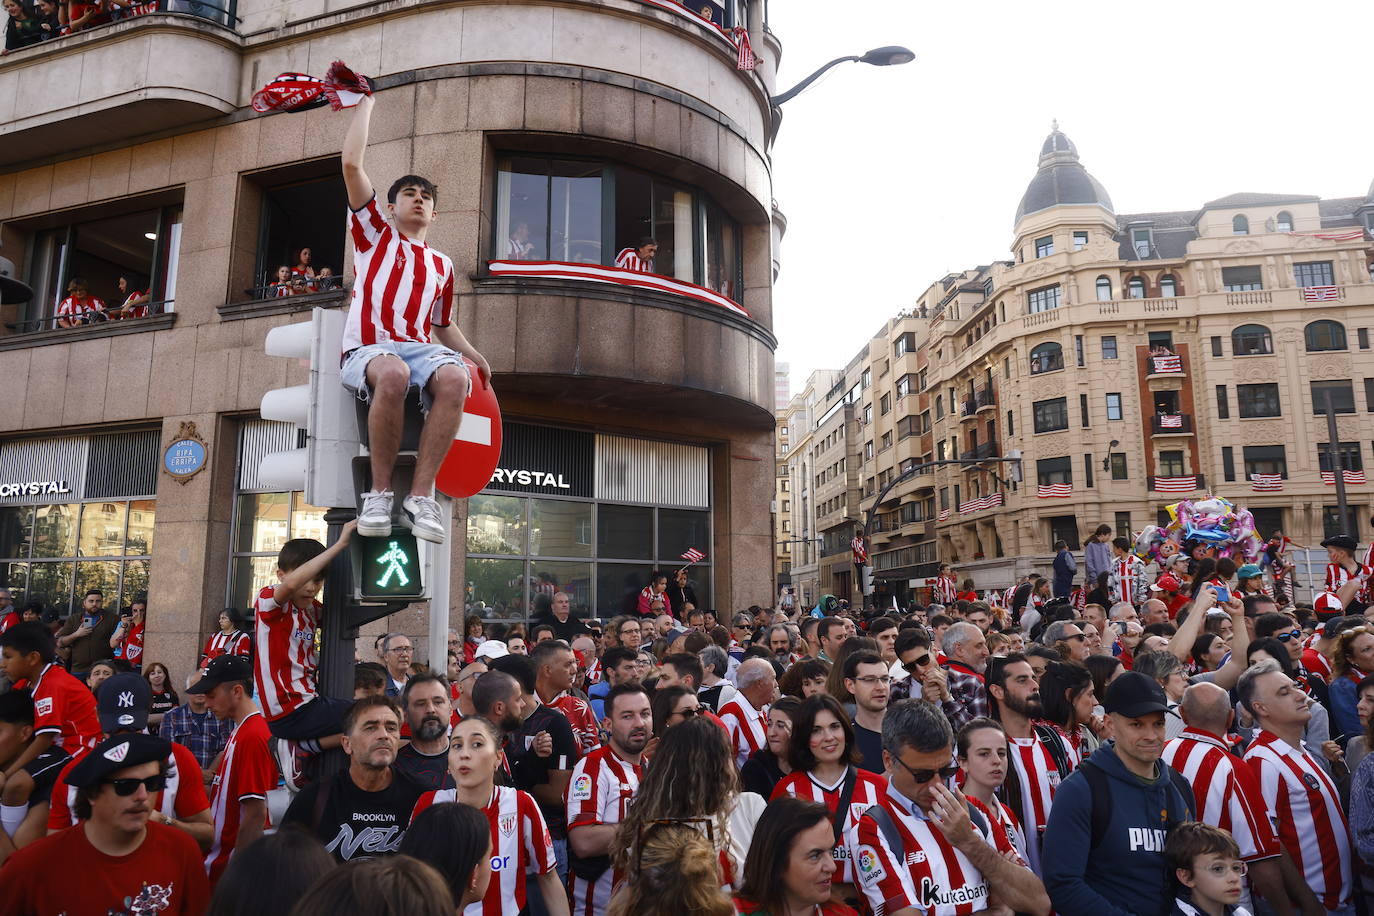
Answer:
[{"left": 1012, "top": 123, "right": 1118, "bottom": 282}]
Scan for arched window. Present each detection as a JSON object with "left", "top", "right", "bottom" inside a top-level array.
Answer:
[
  {"left": 1305, "top": 320, "right": 1347, "bottom": 352},
  {"left": 1159, "top": 275, "right": 1177, "bottom": 298},
  {"left": 1231, "top": 324, "right": 1272, "bottom": 356},
  {"left": 1029, "top": 342, "right": 1064, "bottom": 375},
  {"left": 1127, "top": 277, "right": 1146, "bottom": 299},
  {"left": 1276, "top": 211, "right": 1293, "bottom": 232},
  {"left": 1233, "top": 214, "right": 1249, "bottom": 235},
  {"left": 1095, "top": 276, "right": 1113, "bottom": 301}
]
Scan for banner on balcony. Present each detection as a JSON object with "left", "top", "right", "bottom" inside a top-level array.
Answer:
[
  {"left": 1302, "top": 285, "right": 1341, "bottom": 302},
  {"left": 1151, "top": 355, "right": 1182, "bottom": 373},
  {"left": 1037, "top": 484, "right": 1071, "bottom": 498},
  {"left": 1158, "top": 414, "right": 1184, "bottom": 429},
  {"left": 1321, "top": 470, "right": 1367, "bottom": 485},
  {"left": 486, "top": 260, "right": 750, "bottom": 318},
  {"left": 937, "top": 509, "right": 950, "bottom": 521},
  {"left": 1287, "top": 229, "right": 1364, "bottom": 242},
  {"left": 1250, "top": 473, "right": 1283, "bottom": 492},
  {"left": 1154, "top": 475, "right": 1198, "bottom": 493},
  {"left": 959, "top": 492, "right": 1005, "bottom": 514}
]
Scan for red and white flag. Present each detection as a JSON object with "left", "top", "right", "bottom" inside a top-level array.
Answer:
[
  {"left": 1302, "top": 285, "right": 1341, "bottom": 302},
  {"left": 1154, "top": 475, "right": 1198, "bottom": 493},
  {"left": 732, "top": 26, "right": 756, "bottom": 71},
  {"left": 986, "top": 492, "right": 1004, "bottom": 508},
  {"left": 1321, "top": 470, "right": 1367, "bottom": 485},
  {"left": 1151, "top": 355, "right": 1183, "bottom": 373},
  {"left": 1037, "top": 484, "right": 1071, "bottom": 498},
  {"left": 487, "top": 260, "right": 749, "bottom": 317},
  {"left": 680, "top": 547, "right": 706, "bottom": 563},
  {"left": 1250, "top": 473, "right": 1283, "bottom": 492},
  {"left": 1288, "top": 229, "right": 1364, "bottom": 241},
  {"left": 937, "top": 508, "right": 950, "bottom": 521},
  {"left": 1158, "top": 414, "right": 1184, "bottom": 429}
]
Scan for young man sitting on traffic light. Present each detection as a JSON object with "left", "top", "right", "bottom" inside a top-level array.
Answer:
[{"left": 338, "top": 92, "right": 491, "bottom": 545}]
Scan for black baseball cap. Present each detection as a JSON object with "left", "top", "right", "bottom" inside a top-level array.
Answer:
[
  {"left": 97, "top": 672, "right": 150, "bottom": 733},
  {"left": 1321, "top": 534, "right": 1358, "bottom": 552},
  {"left": 66, "top": 733, "right": 171, "bottom": 789},
  {"left": 1103, "top": 671, "right": 1169, "bottom": 719},
  {"left": 189, "top": 654, "right": 253, "bottom": 694}
]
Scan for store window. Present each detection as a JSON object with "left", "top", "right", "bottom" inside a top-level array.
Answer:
[
  {"left": 253, "top": 173, "right": 349, "bottom": 298},
  {"left": 228, "top": 491, "right": 326, "bottom": 611}
]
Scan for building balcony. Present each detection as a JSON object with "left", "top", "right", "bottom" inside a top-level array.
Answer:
[
  {"left": 959, "top": 441, "right": 999, "bottom": 463},
  {"left": 975, "top": 386, "right": 996, "bottom": 412},
  {"left": 1150, "top": 413, "right": 1194, "bottom": 436},
  {"left": 0, "top": 7, "right": 240, "bottom": 167},
  {"left": 960, "top": 399, "right": 979, "bottom": 421},
  {"left": 0, "top": 299, "right": 176, "bottom": 352},
  {"left": 1148, "top": 474, "right": 1206, "bottom": 493}
]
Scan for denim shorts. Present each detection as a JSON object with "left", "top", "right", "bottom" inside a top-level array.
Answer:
[{"left": 340, "top": 340, "right": 471, "bottom": 413}]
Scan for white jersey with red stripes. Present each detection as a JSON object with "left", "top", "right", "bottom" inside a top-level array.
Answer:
[
  {"left": 1163, "top": 728, "right": 1280, "bottom": 862},
  {"left": 613, "top": 248, "right": 652, "bottom": 272},
  {"left": 1325, "top": 562, "right": 1371, "bottom": 603},
  {"left": 201, "top": 629, "right": 251, "bottom": 668},
  {"left": 565, "top": 746, "right": 644, "bottom": 916},
  {"left": 770, "top": 767, "right": 887, "bottom": 883},
  {"left": 934, "top": 575, "right": 957, "bottom": 605},
  {"left": 252, "top": 585, "right": 321, "bottom": 722},
  {"left": 412, "top": 785, "right": 555, "bottom": 916},
  {"left": 717, "top": 697, "right": 767, "bottom": 768},
  {"left": 1244, "top": 730, "right": 1352, "bottom": 909},
  {"left": 548, "top": 691, "right": 601, "bottom": 755},
  {"left": 1005, "top": 735, "right": 1059, "bottom": 875},
  {"left": 846, "top": 783, "right": 1022, "bottom": 916},
  {"left": 342, "top": 196, "right": 455, "bottom": 354},
  {"left": 56, "top": 294, "right": 105, "bottom": 320}
]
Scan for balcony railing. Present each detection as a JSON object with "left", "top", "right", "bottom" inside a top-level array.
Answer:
[
  {"left": 1149, "top": 474, "right": 1206, "bottom": 492},
  {"left": 959, "top": 442, "right": 999, "bottom": 462},
  {"left": 5, "top": 0, "right": 237, "bottom": 52},
  {"left": 975, "top": 386, "right": 995, "bottom": 410},
  {"left": 1150, "top": 413, "right": 1194, "bottom": 435},
  {"left": 960, "top": 399, "right": 978, "bottom": 418},
  {"left": 5, "top": 299, "right": 174, "bottom": 335}
]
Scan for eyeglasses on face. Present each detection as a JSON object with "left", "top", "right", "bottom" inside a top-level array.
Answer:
[
  {"left": 675, "top": 706, "right": 701, "bottom": 719},
  {"left": 103, "top": 774, "right": 167, "bottom": 796},
  {"left": 853, "top": 675, "right": 891, "bottom": 687},
  {"left": 890, "top": 755, "right": 960, "bottom": 785}
]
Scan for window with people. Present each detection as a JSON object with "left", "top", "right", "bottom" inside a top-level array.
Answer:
[
  {"left": 1, "top": 0, "right": 232, "bottom": 54},
  {"left": 249, "top": 174, "right": 348, "bottom": 300},
  {"left": 11, "top": 201, "right": 180, "bottom": 333},
  {"left": 494, "top": 154, "right": 744, "bottom": 301}
]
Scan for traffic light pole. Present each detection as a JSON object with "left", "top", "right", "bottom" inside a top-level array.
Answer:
[{"left": 427, "top": 494, "right": 453, "bottom": 674}]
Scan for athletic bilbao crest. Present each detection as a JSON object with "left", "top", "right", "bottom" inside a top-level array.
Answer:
[{"left": 499, "top": 814, "right": 517, "bottom": 838}]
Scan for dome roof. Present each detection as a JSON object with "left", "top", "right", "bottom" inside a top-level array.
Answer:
[{"left": 1015, "top": 122, "right": 1113, "bottom": 225}]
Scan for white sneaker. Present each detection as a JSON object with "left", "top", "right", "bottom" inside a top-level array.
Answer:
[
  {"left": 402, "top": 494, "right": 445, "bottom": 543},
  {"left": 357, "top": 490, "right": 394, "bottom": 537}
]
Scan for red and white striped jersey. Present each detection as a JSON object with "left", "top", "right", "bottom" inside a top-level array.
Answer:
[
  {"left": 1324, "top": 562, "right": 1371, "bottom": 602},
  {"left": 934, "top": 575, "right": 957, "bottom": 605},
  {"left": 717, "top": 698, "right": 768, "bottom": 768},
  {"left": 614, "top": 247, "right": 652, "bottom": 272},
  {"left": 1302, "top": 648, "right": 1333, "bottom": 683},
  {"left": 548, "top": 692, "right": 601, "bottom": 755},
  {"left": 846, "top": 784, "right": 1022, "bottom": 916},
  {"left": 966, "top": 794, "right": 1028, "bottom": 868},
  {"left": 205, "top": 711, "right": 276, "bottom": 884},
  {"left": 1005, "top": 735, "right": 1060, "bottom": 876},
  {"left": 55, "top": 294, "right": 106, "bottom": 320},
  {"left": 1111, "top": 555, "right": 1146, "bottom": 605},
  {"left": 565, "top": 746, "right": 644, "bottom": 916},
  {"left": 342, "top": 196, "right": 455, "bottom": 354},
  {"left": 1046, "top": 724, "right": 1087, "bottom": 771},
  {"left": 1162, "top": 728, "right": 1280, "bottom": 862},
  {"left": 584, "top": 657, "right": 602, "bottom": 685},
  {"left": 771, "top": 768, "right": 887, "bottom": 884},
  {"left": 412, "top": 785, "right": 555, "bottom": 916},
  {"left": 201, "top": 629, "right": 251, "bottom": 669},
  {"left": 1244, "top": 730, "right": 1352, "bottom": 910},
  {"left": 252, "top": 585, "right": 321, "bottom": 722}
]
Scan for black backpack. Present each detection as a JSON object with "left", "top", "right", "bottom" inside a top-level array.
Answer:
[{"left": 1080, "top": 758, "right": 1195, "bottom": 849}]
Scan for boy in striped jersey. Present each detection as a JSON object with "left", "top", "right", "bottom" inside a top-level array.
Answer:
[{"left": 339, "top": 93, "right": 491, "bottom": 545}]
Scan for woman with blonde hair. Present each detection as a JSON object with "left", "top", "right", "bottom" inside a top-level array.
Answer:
[{"left": 605, "top": 822, "right": 734, "bottom": 916}]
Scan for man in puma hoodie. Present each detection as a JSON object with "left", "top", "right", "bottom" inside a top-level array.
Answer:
[{"left": 1042, "top": 672, "right": 1196, "bottom": 916}]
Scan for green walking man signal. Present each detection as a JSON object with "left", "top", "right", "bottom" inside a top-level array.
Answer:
[
  {"left": 353, "top": 530, "right": 427, "bottom": 600},
  {"left": 375, "top": 541, "right": 411, "bottom": 588}
]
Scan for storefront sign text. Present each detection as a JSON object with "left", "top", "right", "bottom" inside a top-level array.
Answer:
[
  {"left": 489, "top": 468, "right": 572, "bottom": 489},
  {"left": 0, "top": 480, "right": 71, "bottom": 498}
]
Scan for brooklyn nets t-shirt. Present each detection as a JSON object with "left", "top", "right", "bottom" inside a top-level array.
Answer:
[{"left": 281, "top": 768, "right": 425, "bottom": 861}]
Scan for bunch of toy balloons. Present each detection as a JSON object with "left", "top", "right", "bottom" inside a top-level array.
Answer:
[{"left": 1132, "top": 495, "right": 1263, "bottom": 564}]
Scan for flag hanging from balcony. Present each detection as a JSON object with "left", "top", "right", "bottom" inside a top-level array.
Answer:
[
  {"left": 1159, "top": 414, "right": 1184, "bottom": 429},
  {"left": 1154, "top": 475, "right": 1198, "bottom": 493},
  {"left": 937, "top": 509, "right": 951, "bottom": 521},
  {"left": 486, "top": 260, "right": 750, "bottom": 317},
  {"left": 1302, "top": 285, "right": 1341, "bottom": 302},
  {"left": 1151, "top": 355, "right": 1182, "bottom": 373},
  {"left": 680, "top": 547, "right": 706, "bottom": 563},
  {"left": 1321, "top": 470, "right": 1367, "bottom": 485},
  {"left": 986, "top": 492, "right": 1004, "bottom": 509},
  {"left": 1250, "top": 473, "right": 1284, "bottom": 492},
  {"left": 1287, "top": 229, "right": 1365, "bottom": 241},
  {"left": 1037, "top": 484, "right": 1071, "bottom": 498},
  {"left": 731, "top": 26, "right": 757, "bottom": 71}
]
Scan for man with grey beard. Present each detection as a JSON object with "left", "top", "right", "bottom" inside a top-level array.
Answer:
[{"left": 394, "top": 672, "right": 454, "bottom": 789}]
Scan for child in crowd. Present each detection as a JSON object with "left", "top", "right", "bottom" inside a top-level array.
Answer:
[
  {"left": 1165, "top": 822, "right": 1250, "bottom": 916},
  {"left": 270, "top": 264, "right": 294, "bottom": 297},
  {"left": 0, "top": 690, "right": 69, "bottom": 860},
  {"left": 315, "top": 266, "right": 336, "bottom": 290},
  {"left": 0, "top": 623, "right": 99, "bottom": 777},
  {"left": 253, "top": 521, "right": 356, "bottom": 787}
]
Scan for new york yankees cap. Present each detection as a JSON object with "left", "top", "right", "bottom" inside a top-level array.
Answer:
[{"left": 97, "top": 672, "right": 151, "bottom": 733}]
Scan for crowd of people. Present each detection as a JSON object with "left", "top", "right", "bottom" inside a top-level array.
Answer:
[
  {"left": 0, "top": 516, "right": 1373, "bottom": 916},
  {"left": 50, "top": 274, "right": 152, "bottom": 327},
  {"left": 265, "top": 247, "right": 342, "bottom": 298}
]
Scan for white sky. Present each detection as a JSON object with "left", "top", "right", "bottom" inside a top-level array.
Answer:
[{"left": 769, "top": 0, "right": 1374, "bottom": 396}]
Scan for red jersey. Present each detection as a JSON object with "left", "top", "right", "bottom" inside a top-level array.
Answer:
[
  {"left": 770, "top": 768, "right": 887, "bottom": 884},
  {"left": 1163, "top": 728, "right": 1279, "bottom": 862},
  {"left": 1325, "top": 562, "right": 1371, "bottom": 603},
  {"left": 118, "top": 622, "right": 145, "bottom": 668},
  {"left": 1005, "top": 735, "right": 1060, "bottom": 875},
  {"left": 342, "top": 196, "right": 455, "bottom": 353},
  {"left": 846, "top": 784, "right": 1022, "bottom": 916},
  {"left": 118, "top": 291, "right": 149, "bottom": 319},
  {"left": 548, "top": 691, "right": 600, "bottom": 755},
  {"left": 565, "top": 746, "right": 644, "bottom": 916},
  {"left": 0, "top": 821, "right": 210, "bottom": 916},
  {"left": 412, "top": 785, "right": 555, "bottom": 916},
  {"left": 613, "top": 248, "right": 653, "bottom": 272},
  {"left": 48, "top": 741, "right": 210, "bottom": 832},
  {"left": 205, "top": 711, "right": 276, "bottom": 884},
  {"left": 966, "top": 794, "right": 1029, "bottom": 868},
  {"left": 717, "top": 697, "right": 767, "bottom": 768},
  {"left": 55, "top": 294, "right": 106, "bottom": 321},
  {"left": 0, "top": 610, "right": 19, "bottom": 633},
  {"left": 934, "top": 575, "right": 957, "bottom": 605},
  {"left": 1244, "top": 729, "right": 1352, "bottom": 909},
  {"left": 252, "top": 585, "right": 320, "bottom": 721},
  {"left": 1303, "top": 647, "right": 1333, "bottom": 683},
  {"left": 30, "top": 662, "right": 100, "bottom": 753},
  {"left": 200, "top": 629, "right": 251, "bottom": 669}
]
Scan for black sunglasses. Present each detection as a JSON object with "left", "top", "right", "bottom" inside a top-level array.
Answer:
[
  {"left": 103, "top": 774, "right": 166, "bottom": 796},
  {"left": 901, "top": 654, "right": 932, "bottom": 673},
  {"left": 891, "top": 756, "right": 959, "bottom": 785},
  {"left": 1275, "top": 630, "right": 1303, "bottom": 643}
]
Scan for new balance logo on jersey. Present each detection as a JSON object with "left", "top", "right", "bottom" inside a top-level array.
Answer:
[
  {"left": 325, "top": 823, "right": 403, "bottom": 859},
  {"left": 921, "top": 877, "right": 989, "bottom": 907},
  {"left": 1128, "top": 827, "right": 1168, "bottom": 851}
]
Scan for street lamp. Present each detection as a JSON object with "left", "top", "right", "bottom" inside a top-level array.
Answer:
[{"left": 768, "top": 44, "right": 914, "bottom": 141}]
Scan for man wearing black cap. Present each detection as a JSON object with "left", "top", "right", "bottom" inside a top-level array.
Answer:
[
  {"left": 1042, "top": 671, "right": 1196, "bottom": 916},
  {"left": 0, "top": 732, "right": 211, "bottom": 914},
  {"left": 1321, "top": 533, "right": 1370, "bottom": 612},
  {"left": 45, "top": 673, "right": 213, "bottom": 851},
  {"left": 194, "top": 655, "right": 276, "bottom": 884}
]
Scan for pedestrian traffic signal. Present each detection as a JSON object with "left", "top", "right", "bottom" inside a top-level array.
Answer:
[{"left": 353, "top": 531, "right": 427, "bottom": 600}]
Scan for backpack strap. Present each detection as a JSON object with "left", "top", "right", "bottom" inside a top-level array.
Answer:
[
  {"left": 832, "top": 766, "right": 858, "bottom": 843},
  {"left": 965, "top": 800, "right": 990, "bottom": 837},
  {"left": 1033, "top": 723, "right": 1074, "bottom": 779},
  {"left": 860, "top": 803, "right": 905, "bottom": 860},
  {"left": 1083, "top": 760, "right": 1112, "bottom": 851},
  {"left": 1164, "top": 764, "right": 1196, "bottom": 826}
]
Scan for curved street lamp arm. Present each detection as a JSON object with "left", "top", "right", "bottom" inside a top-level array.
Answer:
[{"left": 769, "top": 55, "right": 862, "bottom": 107}]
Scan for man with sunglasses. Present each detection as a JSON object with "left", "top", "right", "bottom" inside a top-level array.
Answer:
[
  {"left": 1255, "top": 612, "right": 1331, "bottom": 709},
  {"left": 0, "top": 732, "right": 210, "bottom": 914},
  {"left": 888, "top": 628, "right": 946, "bottom": 704},
  {"left": 848, "top": 699, "right": 1050, "bottom": 916}
]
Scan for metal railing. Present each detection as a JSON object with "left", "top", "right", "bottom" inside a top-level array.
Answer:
[
  {"left": 5, "top": 298, "right": 173, "bottom": 334},
  {"left": 975, "top": 386, "right": 995, "bottom": 409},
  {"left": 6, "top": 0, "right": 238, "bottom": 51},
  {"left": 959, "top": 441, "right": 999, "bottom": 462}
]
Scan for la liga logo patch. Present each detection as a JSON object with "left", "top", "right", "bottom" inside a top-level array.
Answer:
[{"left": 857, "top": 846, "right": 886, "bottom": 884}]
